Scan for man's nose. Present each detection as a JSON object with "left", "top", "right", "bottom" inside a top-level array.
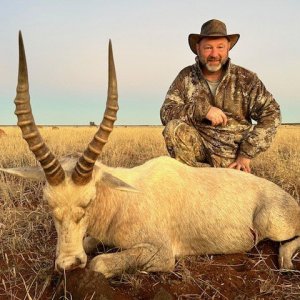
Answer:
[{"left": 210, "top": 47, "right": 219, "bottom": 57}]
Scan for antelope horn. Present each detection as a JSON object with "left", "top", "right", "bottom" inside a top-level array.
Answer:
[
  {"left": 72, "top": 40, "right": 118, "bottom": 185},
  {"left": 14, "top": 31, "right": 65, "bottom": 186}
]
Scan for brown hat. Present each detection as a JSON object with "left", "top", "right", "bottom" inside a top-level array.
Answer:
[{"left": 188, "top": 19, "right": 240, "bottom": 55}]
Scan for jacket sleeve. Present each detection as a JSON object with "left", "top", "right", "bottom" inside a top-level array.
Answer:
[
  {"left": 239, "top": 76, "right": 281, "bottom": 158},
  {"left": 160, "top": 70, "right": 212, "bottom": 126}
]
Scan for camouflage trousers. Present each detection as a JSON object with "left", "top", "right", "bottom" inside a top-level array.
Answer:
[{"left": 162, "top": 120, "right": 236, "bottom": 168}]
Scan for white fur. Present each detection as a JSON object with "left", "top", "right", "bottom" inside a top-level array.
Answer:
[{"left": 2, "top": 156, "right": 300, "bottom": 277}]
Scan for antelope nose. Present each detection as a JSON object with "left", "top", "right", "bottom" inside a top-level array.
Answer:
[{"left": 55, "top": 256, "right": 85, "bottom": 273}]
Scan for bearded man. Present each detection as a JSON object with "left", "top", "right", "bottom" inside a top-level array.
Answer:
[{"left": 160, "top": 19, "right": 281, "bottom": 173}]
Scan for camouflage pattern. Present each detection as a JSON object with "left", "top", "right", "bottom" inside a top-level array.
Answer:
[
  {"left": 163, "top": 119, "right": 236, "bottom": 168},
  {"left": 160, "top": 57, "right": 281, "bottom": 167}
]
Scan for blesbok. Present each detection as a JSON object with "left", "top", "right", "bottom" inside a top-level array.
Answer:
[{"left": 1, "top": 32, "right": 300, "bottom": 278}]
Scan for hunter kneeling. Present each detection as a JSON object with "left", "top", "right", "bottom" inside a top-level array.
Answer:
[{"left": 160, "top": 19, "right": 281, "bottom": 173}]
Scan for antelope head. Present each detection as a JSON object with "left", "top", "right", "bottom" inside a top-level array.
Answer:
[{"left": 0, "top": 32, "right": 133, "bottom": 272}]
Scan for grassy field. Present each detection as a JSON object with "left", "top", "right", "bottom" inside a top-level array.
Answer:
[{"left": 0, "top": 125, "right": 299, "bottom": 299}]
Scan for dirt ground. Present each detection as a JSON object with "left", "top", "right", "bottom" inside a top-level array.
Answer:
[
  {"left": 25, "top": 240, "right": 300, "bottom": 299},
  {"left": 106, "top": 241, "right": 300, "bottom": 299}
]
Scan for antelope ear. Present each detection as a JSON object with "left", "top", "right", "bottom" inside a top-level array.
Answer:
[
  {"left": 0, "top": 167, "right": 45, "bottom": 180},
  {"left": 101, "top": 172, "right": 139, "bottom": 192}
]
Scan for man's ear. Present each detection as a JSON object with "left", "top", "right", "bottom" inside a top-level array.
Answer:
[
  {"left": 0, "top": 167, "right": 45, "bottom": 181},
  {"left": 100, "top": 172, "right": 139, "bottom": 192},
  {"left": 228, "top": 41, "right": 231, "bottom": 50}
]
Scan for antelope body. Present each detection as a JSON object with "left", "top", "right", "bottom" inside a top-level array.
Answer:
[{"left": 2, "top": 32, "right": 300, "bottom": 278}]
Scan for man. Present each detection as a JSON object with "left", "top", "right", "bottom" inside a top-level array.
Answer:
[{"left": 160, "top": 19, "right": 281, "bottom": 173}]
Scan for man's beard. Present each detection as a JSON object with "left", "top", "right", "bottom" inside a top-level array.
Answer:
[{"left": 199, "top": 56, "right": 228, "bottom": 72}]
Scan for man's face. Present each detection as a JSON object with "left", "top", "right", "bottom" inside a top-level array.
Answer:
[{"left": 196, "top": 37, "right": 230, "bottom": 72}]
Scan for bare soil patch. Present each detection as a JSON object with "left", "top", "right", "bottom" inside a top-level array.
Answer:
[{"left": 2, "top": 239, "right": 300, "bottom": 299}]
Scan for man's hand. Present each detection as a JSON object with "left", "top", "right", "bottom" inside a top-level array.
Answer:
[
  {"left": 228, "top": 156, "right": 251, "bottom": 173},
  {"left": 205, "top": 106, "right": 227, "bottom": 126}
]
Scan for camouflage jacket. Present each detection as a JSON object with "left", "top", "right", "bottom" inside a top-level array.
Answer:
[{"left": 160, "top": 58, "right": 281, "bottom": 159}]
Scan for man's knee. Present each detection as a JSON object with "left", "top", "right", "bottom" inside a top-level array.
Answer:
[
  {"left": 162, "top": 119, "right": 198, "bottom": 141},
  {"left": 162, "top": 120, "right": 185, "bottom": 158},
  {"left": 162, "top": 120, "right": 208, "bottom": 165},
  {"left": 163, "top": 119, "right": 187, "bottom": 138}
]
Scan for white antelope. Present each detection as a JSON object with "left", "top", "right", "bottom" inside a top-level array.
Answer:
[{"left": 1, "top": 32, "right": 300, "bottom": 278}]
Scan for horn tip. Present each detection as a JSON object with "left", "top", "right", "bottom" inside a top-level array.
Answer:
[{"left": 18, "top": 31, "right": 24, "bottom": 47}]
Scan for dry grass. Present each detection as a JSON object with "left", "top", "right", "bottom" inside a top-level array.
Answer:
[
  {"left": 251, "top": 125, "right": 300, "bottom": 200},
  {"left": 0, "top": 125, "right": 299, "bottom": 299}
]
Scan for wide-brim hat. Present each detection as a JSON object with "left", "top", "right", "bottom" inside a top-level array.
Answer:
[{"left": 188, "top": 19, "right": 240, "bottom": 55}]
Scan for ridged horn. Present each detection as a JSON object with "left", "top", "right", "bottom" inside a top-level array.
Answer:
[
  {"left": 14, "top": 31, "right": 65, "bottom": 186},
  {"left": 72, "top": 40, "right": 118, "bottom": 185}
]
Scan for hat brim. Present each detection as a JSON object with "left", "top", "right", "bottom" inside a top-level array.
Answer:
[{"left": 188, "top": 33, "right": 240, "bottom": 55}]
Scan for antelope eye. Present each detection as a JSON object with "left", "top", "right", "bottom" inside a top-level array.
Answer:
[{"left": 81, "top": 203, "right": 89, "bottom": 209}]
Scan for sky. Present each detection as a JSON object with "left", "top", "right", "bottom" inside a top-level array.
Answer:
[{"left": 0, "top": 0, "right": 299, "bottom": 125}]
